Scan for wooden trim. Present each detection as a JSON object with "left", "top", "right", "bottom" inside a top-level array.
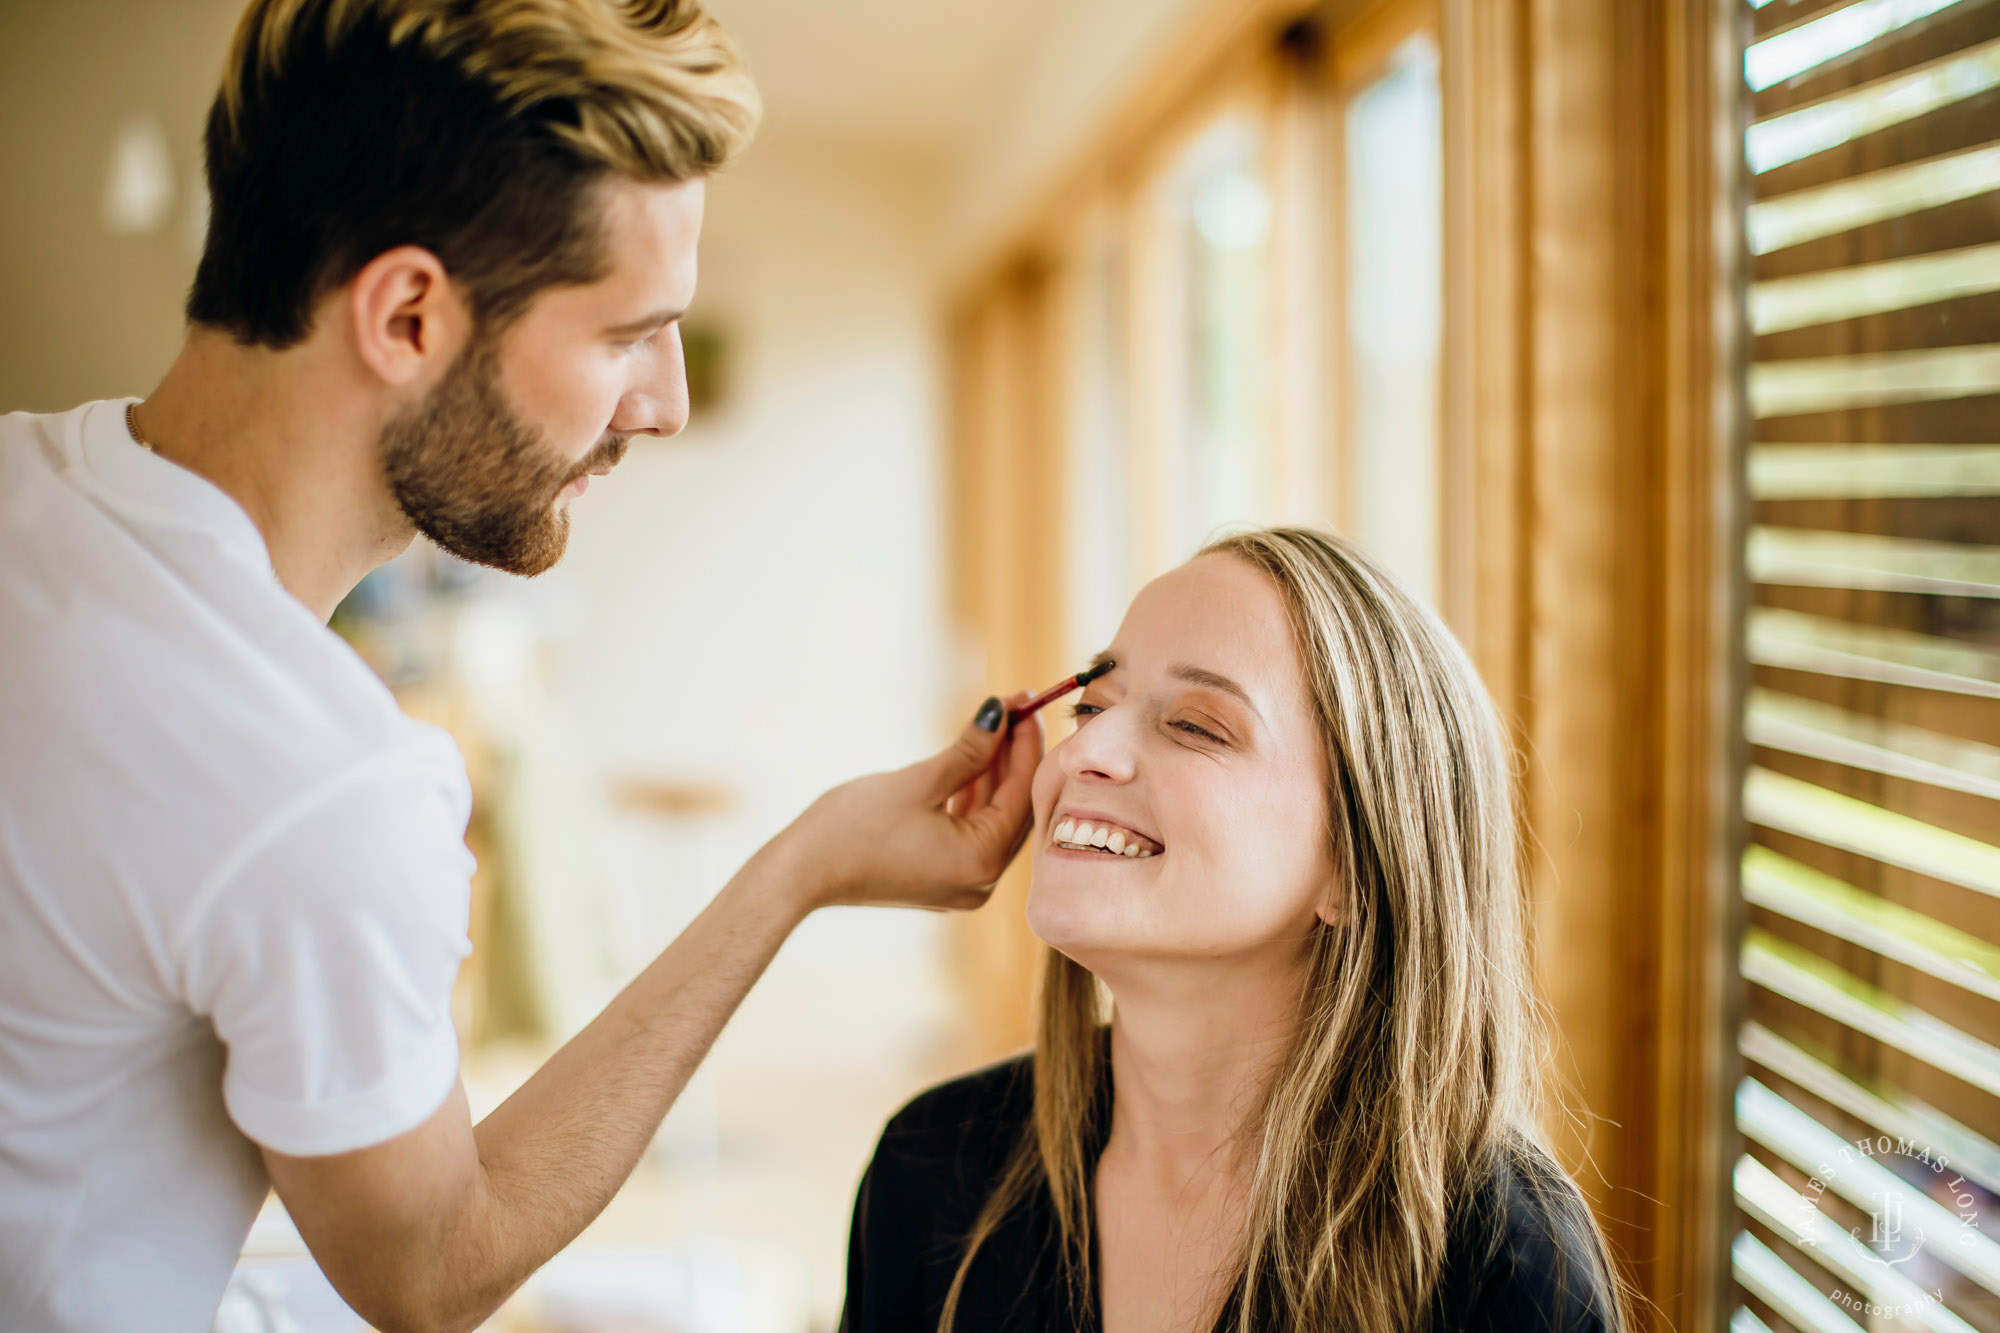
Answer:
[
  {"left": 1650, "top": 3, "right": 1747, "bottom": 1328},
  {"left": 1442, "top": 0, "right": 1530, "bottom": 689},
  {"left": 1267, "top": 43, "right": 1336, "bottom": 530},
  {"left": 1492, "top": 0, "right": 1738, "bottom": 1326},
  {"left": 1330, "top": 0, "right": 1437, "bottom": 84},
  {"left": 947, "top": 267, "right": 1071, "bottom": 1059}
]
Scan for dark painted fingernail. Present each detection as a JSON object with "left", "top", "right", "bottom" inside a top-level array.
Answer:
[{"left": 974, "top": 696, "right": 1004, "bottom": 732}]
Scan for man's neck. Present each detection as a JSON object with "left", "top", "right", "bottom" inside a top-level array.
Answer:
[
  {"left": 132, "top": 328, "right": 416, "bottom": 621},
  {"left": 1099, "top": 950, "right": 1306, "bottom": 1188}
]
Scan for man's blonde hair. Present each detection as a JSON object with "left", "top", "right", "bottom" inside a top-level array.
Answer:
[
  {"left": 189, "top": 0, "right": 759, "bottom": 345},
  {"left": 219, "top": 0, "right": 759, "bottom": 180}
]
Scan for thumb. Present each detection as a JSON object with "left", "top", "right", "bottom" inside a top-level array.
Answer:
[{"left": 923, "top": 695, "right": 1007, "bottom": 800}]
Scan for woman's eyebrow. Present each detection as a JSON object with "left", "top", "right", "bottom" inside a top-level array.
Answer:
[{"left": 1168, "top": 661, "right": 1261, "bottom": 721}]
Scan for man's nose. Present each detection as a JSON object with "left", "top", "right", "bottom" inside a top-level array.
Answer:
[{"left": 612, "top": 325, "right": 692, "bottom": 439}]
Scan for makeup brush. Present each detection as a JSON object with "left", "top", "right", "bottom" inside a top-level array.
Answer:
[{"left": 1009, "top": 659, "right": 1116, "bottom": 725}]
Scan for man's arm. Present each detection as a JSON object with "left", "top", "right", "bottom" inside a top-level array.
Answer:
[{"left": 262, "top": 698, "right": 1042, "bottom": 1333}]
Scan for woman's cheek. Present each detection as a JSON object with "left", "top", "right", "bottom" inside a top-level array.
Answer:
[{"left": 1028, "top": 743, "right": 1066, "bottom": 824}]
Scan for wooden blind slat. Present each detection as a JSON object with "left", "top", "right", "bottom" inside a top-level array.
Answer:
[
  {"left": 1746, "top": 37, "right": 2000, "bottom": 175},
  {"left": 1745, "top": 687, "right": 2000, "bottom": 797},
  {"left": 1754, "top": 289, "right": 2000, "bottom": 359},
  {"left": 1740, "top": 1079, "right": 2000, "bottom": 1298},
  {"left": 1734, "top": 1150, "right": 1986, "bottom": 1330},
  {"left": 1733, "top": 1307, "right": 1782, "bottom": 1333},
  {"left": 1748, "top": 139, "right": 2000, "bottom": 255},
  {"left": 1742, "top": 928, "right": 2000, "bottom": 1097},
  {"left": 1748, "top": 605, "right": 2000, "bottom": 694},
  {"left": 1749, "top": 444, "right": 2000, "bottom": 498},
  {"left": 1754, "top": 391, "right": 2000, "bottom": 444},
  {"left": 1751, "top": 0, "right": 2000, "bottom": 118},
  {"left": 1742, "top": 1021, "right": 2000, "bottom": 1194},
  {"left": 1743, "top": 844, "right": 2000, "bottom": 998},
  {"left": 1743, "top": 767, "right": 2000, "bottom": 897},
  {"left": 1750, "top": 240, "right": 2000, "bottom": 332},
  {"left": 1757, "top": 0, "right": 1884, "bottom": 41},
  {"left": 1749, "top": 344, "right": 2000, "bottom": 415},
  {"left": 1747, "top": 526, "right": 2000, "bottom": 595},
  {"left": 1732, "top": 1230, "right": 1869, "bottom": 1333},
  {"left": 1747, "top": 0, "right": 1977, "bottom": 93}
]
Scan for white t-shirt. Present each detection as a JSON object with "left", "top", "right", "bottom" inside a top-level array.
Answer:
[{"left": 0, "top": 400, "right": 476, "bottom": 1332}]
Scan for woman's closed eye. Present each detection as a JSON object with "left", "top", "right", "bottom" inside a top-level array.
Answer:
[
  {"left": 1173, "top": 718, "right": 1224, "bottom": 743},
  {"left": 1069, "top": 700, "right": 1226, "bottom": 745}
]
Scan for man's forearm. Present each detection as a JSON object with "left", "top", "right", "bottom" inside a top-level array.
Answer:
[
  {"left": 451, "top": 835, "right": 823, "bottom": 1321},
  {"left": 269, "top": 707, "right": 1039, "bottom": 1333}
]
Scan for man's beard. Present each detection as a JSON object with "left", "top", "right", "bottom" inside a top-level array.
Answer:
[{"left": 381, "top": 337, "right": 628, "bottom": 577}]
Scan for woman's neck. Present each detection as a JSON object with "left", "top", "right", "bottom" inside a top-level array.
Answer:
[{"left": 1100, "top": 956, "right": 1303, "bottom": 1187}]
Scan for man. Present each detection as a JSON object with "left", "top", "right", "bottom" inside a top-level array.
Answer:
[{"left": 0, "top": 2, "right": 1042, "bottom": 1330}]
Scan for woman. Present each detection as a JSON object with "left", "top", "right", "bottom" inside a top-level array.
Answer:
[{"left": 841, "top": 528, "right": 1626, "bottom": 1333}]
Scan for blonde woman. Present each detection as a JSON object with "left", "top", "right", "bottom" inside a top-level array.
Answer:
[{"left": 840, "top": 528, "right": 1626, "bottom": 1333}]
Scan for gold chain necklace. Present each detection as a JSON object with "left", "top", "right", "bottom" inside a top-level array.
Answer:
[{"left": 126, "top": 401, "right": 152, "bottom": 452}]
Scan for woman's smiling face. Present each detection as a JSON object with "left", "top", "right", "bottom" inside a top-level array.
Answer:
[{"left": 1026, "top": 553, "right": 1337, "bottom": 971}]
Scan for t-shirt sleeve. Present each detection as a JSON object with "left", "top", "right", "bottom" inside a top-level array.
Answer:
[{"left": 177, "top": 755, "right": 475, "bottom": 1158}]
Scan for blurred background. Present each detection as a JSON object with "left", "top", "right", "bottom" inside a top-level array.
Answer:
[{"left": 2, "top": 0, "right": 1996, "bottom": 1330}]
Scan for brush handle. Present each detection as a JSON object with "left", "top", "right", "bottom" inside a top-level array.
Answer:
[
  {"left": 1008, "top": 675, "right": 1081, "bottom": 724},
  {"left": 1007, "top": 659, "right": 1114, "bottom": 725}
]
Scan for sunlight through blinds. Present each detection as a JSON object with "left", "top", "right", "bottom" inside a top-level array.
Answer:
[{"left": 1735, "top": 1, "right": 2000, "bottom": 1329}]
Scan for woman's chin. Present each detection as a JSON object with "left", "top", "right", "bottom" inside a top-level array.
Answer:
[{"left": 1024, "top": 881, "right": 1143, "bottom": 961}]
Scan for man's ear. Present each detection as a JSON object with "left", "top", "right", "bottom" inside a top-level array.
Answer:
[{"left": 346, "top": 245, "right": 471, "bottom": 389}]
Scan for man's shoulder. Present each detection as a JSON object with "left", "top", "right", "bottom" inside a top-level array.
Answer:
[{"left": 0, "top": 394, "right": 468, "bottom": 889}]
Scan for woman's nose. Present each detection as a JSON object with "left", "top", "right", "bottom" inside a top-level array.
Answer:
[{"left": 1059, "top": 708, "right": 1138, "bottom": 783}]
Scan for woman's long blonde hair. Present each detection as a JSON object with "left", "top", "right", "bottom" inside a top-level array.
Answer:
[{"left": 941, "top": 527, "right": 1627, "bottom": 1332}]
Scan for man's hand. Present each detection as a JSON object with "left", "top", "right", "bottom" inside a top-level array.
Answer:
[{"left": 780, "top": 690, "right": 1044, "bottom": 913}]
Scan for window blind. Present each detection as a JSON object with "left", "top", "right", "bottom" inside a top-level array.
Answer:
[{"left": 1735, "top": 1, "right": 2000, "bottom": 1329}]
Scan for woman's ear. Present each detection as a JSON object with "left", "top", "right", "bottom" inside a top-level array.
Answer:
[{"left": 1314, "top": 880, "right": 1343, "bottom": 929}]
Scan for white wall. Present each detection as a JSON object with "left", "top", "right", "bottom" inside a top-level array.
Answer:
[{"left": 0, "top": 0, "right": 239, "bottom": 413}]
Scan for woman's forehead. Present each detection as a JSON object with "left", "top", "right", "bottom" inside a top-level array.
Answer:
[{"left": 1115, "top": 556, "right": 1303, "bottom": 698}]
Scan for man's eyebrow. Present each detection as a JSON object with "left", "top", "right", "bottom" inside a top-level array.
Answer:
[
  {"left": 1168, "top": 661, "right": 1261, "bottom": 719},
  {"left": 603, "top": 307, "right": 685, "bottom": 338}
]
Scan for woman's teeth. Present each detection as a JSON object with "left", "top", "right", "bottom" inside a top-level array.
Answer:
[{"left": 1052, "top": 818, "right": 1156, "bottom": 857}]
